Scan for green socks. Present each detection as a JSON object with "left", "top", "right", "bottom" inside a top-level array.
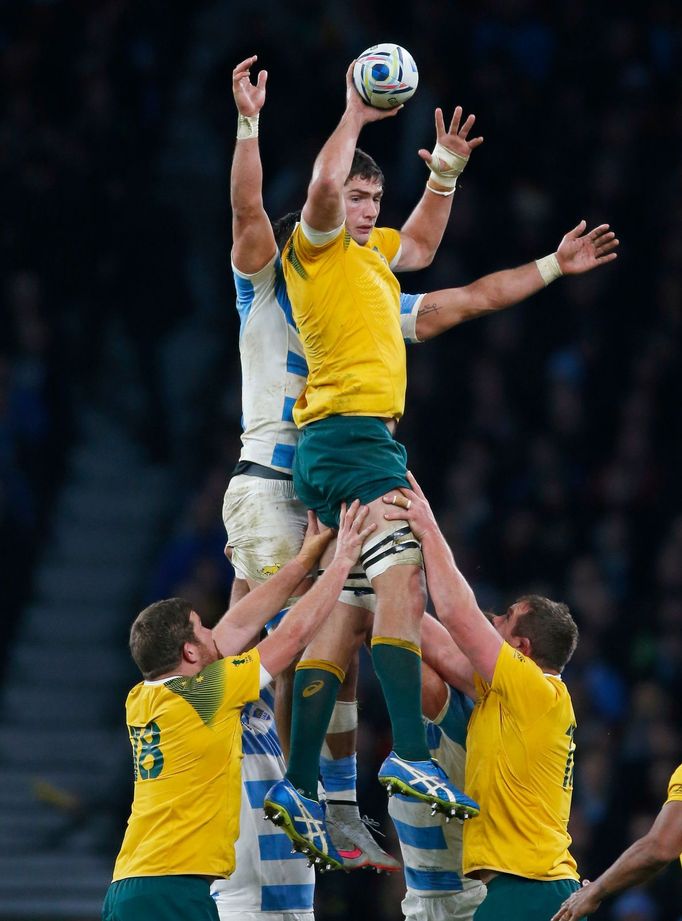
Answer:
[
  {"left": 371, "top": 638, "right": 430, "bottom": 762},
  {"left": 285, "top": 662, "right": 343, "bottom": 800}
]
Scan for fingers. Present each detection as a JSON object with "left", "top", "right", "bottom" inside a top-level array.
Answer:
[
  {"left": 256, "top": 69, "right": 268, "bottom": 89},
  {"left": 435, "top": 107, "right": 446, "bottom": 137},
  {"left": 566, "top": 219, "right": 588, "bottom": 239},
  {"left": 306, "top": 509, "right": 319, "bottom": 534},
  {"left": 448, "top": 105, "right": 462, "bottom": 134},
  {"left": 458, "top": 111, "right": 475, "bottom": 139},
  {"left": 406, "top": 470, "right": 426, "bottom": 498},
  {"left": 467, "top": 135, "right": 484, "bottom": 149},
  {"left": 233, "top": 55, "right": 257, "bottom": 79},
  {"left": 345, "top": 61, "right": 355, "bottom": 86},
  {"left": 417, "top": 148, "right": 432, "bottom": 163}
]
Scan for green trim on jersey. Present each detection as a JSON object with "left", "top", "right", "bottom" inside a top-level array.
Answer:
[{"left": 166, "top": 659, "right": 226, "bottom": 727}]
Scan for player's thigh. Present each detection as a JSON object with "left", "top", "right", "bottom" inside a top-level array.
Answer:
[
  {"left": 223, "top": 475, "right": 308, "bottom": 585},
  {"left": 303, "top": 600, "right": 372, "bottom": 668}
]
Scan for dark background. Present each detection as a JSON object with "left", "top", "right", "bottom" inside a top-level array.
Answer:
[{"left": 1, "top": 1, "right": 681, "bottom": 919}]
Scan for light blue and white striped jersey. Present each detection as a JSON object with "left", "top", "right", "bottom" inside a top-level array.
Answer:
[
  {"left": 211, "top": 684, "right": 315, "bottom": 914},
  {"left": 388, "top": 687, "right": 481, "bottom": 898},
  {"left": 233, "top": 252, "right": 423, "bottom": 475}
]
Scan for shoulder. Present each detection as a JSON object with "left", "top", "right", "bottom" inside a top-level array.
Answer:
[{"left": 369, "top": 227, "right": 401, "bottom": 266}]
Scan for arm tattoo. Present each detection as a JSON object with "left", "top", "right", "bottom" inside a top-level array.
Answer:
[{"left": 418, "top": 301, "right": 440, "bottom": 317}]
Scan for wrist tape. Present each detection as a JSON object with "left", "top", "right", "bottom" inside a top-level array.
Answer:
[
  {"left": 237, "top": 113, "right": 259, "bottom": 140},
  {"left": 425, "top": 141, "right": 469, "bottom": 190},
  {"left": 535, "top": 252, "right": 563, "bottom": 285}
]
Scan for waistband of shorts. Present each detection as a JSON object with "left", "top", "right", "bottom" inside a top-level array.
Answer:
[{"left": 232, "top": 460, "right": 293, "bottom": 481}]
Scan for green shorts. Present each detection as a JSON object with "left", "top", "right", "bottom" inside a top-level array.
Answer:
[
  {"left": 473, "top": 874, "right": 582, "bottom": 921},
  {"left": 102, "top": 876, "right": 219, "bottom": 921},
  {"left": 294, "top": 416, "right": 410, "bottom": 527}
]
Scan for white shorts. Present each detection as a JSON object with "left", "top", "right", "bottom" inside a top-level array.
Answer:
[
  {"left": 401, "top": 883, "right": 487, "bottom": 921},
  {"left": 216, "top": 911, "right": 314, "bottom": 921},
  {"left": 223, "top": 475, "right": 307, "bottom": 584},
  {"left": 223, "top": 473, "right": 376, "bottom": 611}
]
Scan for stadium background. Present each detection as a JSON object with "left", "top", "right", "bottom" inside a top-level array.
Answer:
[{"left": 1, "top": 1, "right": 680, "bottom": 919}]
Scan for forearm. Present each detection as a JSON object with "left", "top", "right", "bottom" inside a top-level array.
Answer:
[
  {"left": 258, "top": 557, "right": 351, "bottom": 675},
  {"left": 587, "top": 835, "right": 670, "bottom": 901},
  {"left": 303, "top": 111, "right": 363, "bottom": 230},
  {"left": 231, "top": 138, "right": 264, "bottom": 220},
  {"left": 420, "top": 527, "right": 499, "bottom": 678},
  {"left": 415, "top": 261, "right": 545, "bottom": 340},
  {"left": 420, "top": 613, "right": 476, "bottom": 697},
  {"left": 213, "top": 556, "right": 310, "bottom": 655},
  {"left": 397, "top": 185, "right": 454, "bottom": 270}
]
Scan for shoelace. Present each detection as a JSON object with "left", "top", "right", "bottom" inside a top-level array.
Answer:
[{"left": 360, "top": 814, "right": 386, "bottom": 838}]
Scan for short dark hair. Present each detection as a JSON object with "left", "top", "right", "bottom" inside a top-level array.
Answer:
[
  {"left": 129, "top": 598, "right": 196, "bottom": 680},
  {"left": 271, "top": 211, "right": 300, "bottom": 252},
  {"left": 346, "top": 147, "right": 384, "bottom": 188},
  {"left": 512, "top": 595, "right": 579, "bottom": 672}
]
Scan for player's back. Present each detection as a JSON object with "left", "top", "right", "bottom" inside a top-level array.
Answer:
[{"left": 233, "top": 253, "right": 307, "bottom": 473}]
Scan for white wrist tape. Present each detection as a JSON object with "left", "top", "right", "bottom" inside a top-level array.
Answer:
[
  {"left": 425, "top": 141, "right": 469, "bottom": 190},
  {"left": 535, "top": 252, "right": 563, "bottom": 286},
  {"left": 326, "top": 700, "right": 358, "bottom": 734},
  {"left": 426, "top": 182, "right": 455, "bottom": 197},
  {"left": 237, "top": 113, "right": 259, "bottom": 140}
]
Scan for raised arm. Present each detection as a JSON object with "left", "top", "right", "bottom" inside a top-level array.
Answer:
[
  {"left": 213, "top": 511, "right": 334, "bottom": 656},
  {"left": 551, "top": 799, "right": 682, "bottom": 920},
  {"left": 256, "top": 502, "right": 375, "bottom": 678},
  {"left": 414, "top": 220, "right": 619, "bottom": 340},
  {"left": 231, "top": 55, "right": 276, "bottom": 273},
  {"left": 302, "top": 63, "right": 400, "bottom": 233},
  {"left": 395, "top": 106, "right": 483, "bottom": 271},
  {"left": 421, "top": 613, "right": 477, "bottom": 700},
  {"left": 383, "top": 472, "right": 502, "bottom": 682}
]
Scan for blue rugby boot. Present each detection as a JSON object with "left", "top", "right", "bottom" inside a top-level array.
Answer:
[
  {"left": 378, "top": 751, "right": 480, "bottom": 821},
  {"left": 263, "top": 779, "right": 343, "bottom": 871}
]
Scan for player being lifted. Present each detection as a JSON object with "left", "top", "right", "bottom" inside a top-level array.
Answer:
[{"left": 228, "top": 56, "right": 618, "bottom": 869}]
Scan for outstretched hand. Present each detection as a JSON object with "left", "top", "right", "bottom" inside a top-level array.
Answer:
[
  {"left": 334, "top": 500, "right": 377, "bottom": 566},
  {"left": 418, "top": 105, "right": 483, "bottom": 166},
  {"left": 550, "top": 879, "right": 602, "bottom": 920},
  {"left": 381, "top": 471, "right": 438, "bottom": 541},
  {"left": 345, "top": 61, "right": 403, "bottom": 125},
  {"left": 556, "top": 220, "right": 619, "bottom": 275},
  {"left": 233, "top": 55, "right": 267, "bottom": 116}
]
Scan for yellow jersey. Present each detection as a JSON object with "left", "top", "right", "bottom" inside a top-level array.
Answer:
[
  {"left": 282, "top": 223, "right": 405, "bottom": 427},
  {"left": 112, "top": 651, "right": 260, "bottom": 881},
  {"left": 464, "top": 642, "right": 579, "bottom": 881},
  {"left": 665, "top": 763, "right": 682, "bottom": 868}
]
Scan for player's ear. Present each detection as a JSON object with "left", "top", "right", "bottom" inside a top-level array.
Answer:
[{"left": 515, "top": 635, "right": 532, "bottom": 659}]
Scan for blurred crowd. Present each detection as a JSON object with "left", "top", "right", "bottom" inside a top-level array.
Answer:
[{"left": 2, "top": 1, "right": 681, "bottom": 919}]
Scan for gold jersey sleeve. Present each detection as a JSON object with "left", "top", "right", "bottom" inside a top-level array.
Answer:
[
  {"left": 666, "top": 764, "right": 682, "bottom": 867},
  {"left": 666, "top": 764, "right": 682, "bottom": 803},
  {"left": 463, "top": 642, "right": 579, "bottom": 881},
  {"left": 283, "top": 223, "right": 406, "bottom": 426},
  {"left": 112, "top": 650, "right": 261, "bottom": 882}
]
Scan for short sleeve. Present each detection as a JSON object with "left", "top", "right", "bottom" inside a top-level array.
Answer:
[
  {"left": 666, "top": 765, "right": 682, "bottom": 804},
  {"left": 231, "top": 252, "right": 277, "bottom": 282},
  {"left": 488, "top": 642, "right": 563, "bottom": 725},
  {"left": 291, "top": 221, "right": 345, "bottom": 265},
  {"left": 400, "top": 292, "right": 424, "bottom": 344},
  {"left": 370, "top": 227, "right": 402, "bottom": 266},
  {"left": 221, "top": 649, "right": 261, "bottom": 709}
]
